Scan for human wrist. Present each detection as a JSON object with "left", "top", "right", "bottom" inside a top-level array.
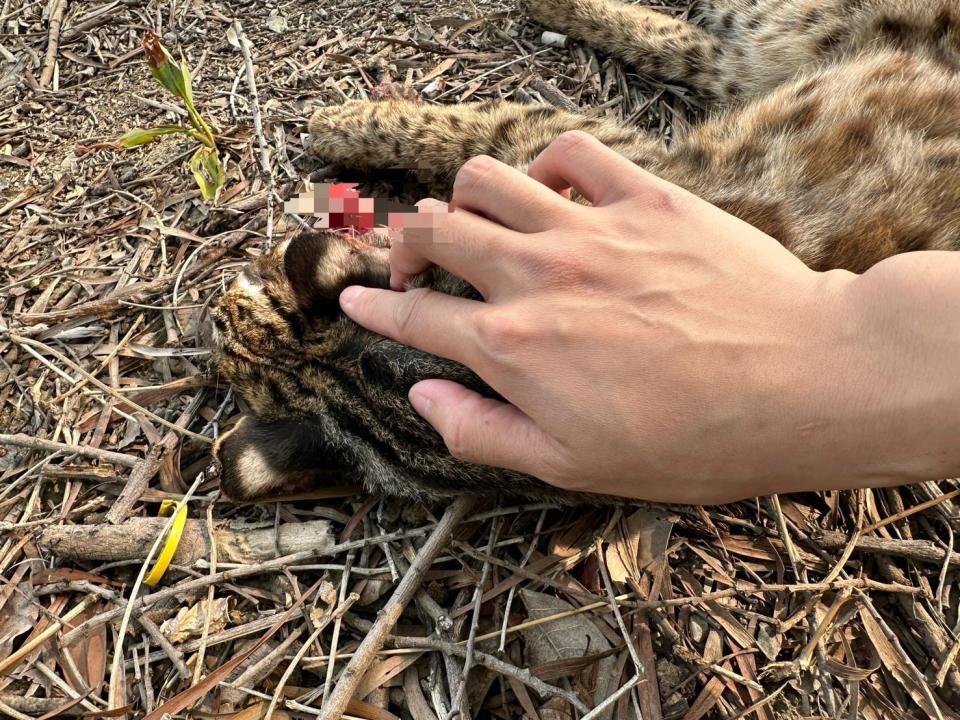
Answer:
[{"left": 799, "top": 255, "right": 960, "bottom": 491}]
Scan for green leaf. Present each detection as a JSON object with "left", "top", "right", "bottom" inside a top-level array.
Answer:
[
  {"left": 118, "top": 125, "right": 191, "bottom": 148},
  {"left": 143, "top": 31, "right": 188, "bottom": 100},
  {"left": 190, "top": 146, "right": 226, "bottom": 202},
  {"left": 180, "top": 58, "right": 194, "bottom": 106}
]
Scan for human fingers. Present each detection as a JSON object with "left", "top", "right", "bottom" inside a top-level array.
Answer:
[
  {"left": 451, "top": 154, "right": 582, "bottom": 232},
  {"left": 339, "top": 285, "right": 483, "bottom": 366},
  {"left": 389, "top": 199, "right": 523, "bottom": 295},
  {"left": 408, "top": 379, "right": 560, "bottom": 476},
  {"left": 526, "top": 130, "right": 662, "bottom": 205}
]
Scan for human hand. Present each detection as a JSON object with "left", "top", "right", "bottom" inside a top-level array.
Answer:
[{"left": 338, "top": 131, "right": 959, "bottom": 504}]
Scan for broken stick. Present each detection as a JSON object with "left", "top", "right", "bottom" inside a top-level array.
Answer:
[
  {"left": 318, "top": 494, "right": 477, "bottom": 720},
  {"left": 39, "top": 518, "right": 333, "bottom": 566}
]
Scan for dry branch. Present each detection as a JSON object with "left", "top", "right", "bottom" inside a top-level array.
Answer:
[
  {"left": 39, "top": 0, "right": 67, "bottom": 87},
  {"left": 318, "top": 495, "right": 477, "bottom": 720},
  {"left": 39, "top": 518, "right": 334, "bottom": 565},
  {"left": 818, "top": 529, "right": 960, "bottom": 568},
  {"left": 0, "top": 433, "right": 139, "bottom": 468}
]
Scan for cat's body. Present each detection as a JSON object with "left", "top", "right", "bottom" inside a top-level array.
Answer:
[{"left": 211, "top": 0, "right": 960, "bottom": 501}]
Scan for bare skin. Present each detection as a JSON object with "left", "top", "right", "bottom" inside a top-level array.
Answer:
[{"left": 337, "top": 132, "right": 960, "bottom": 505}]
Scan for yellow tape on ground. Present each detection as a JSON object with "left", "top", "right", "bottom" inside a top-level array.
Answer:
[{"left": 144, "top": 500, "right": 188, "bottom": 587}]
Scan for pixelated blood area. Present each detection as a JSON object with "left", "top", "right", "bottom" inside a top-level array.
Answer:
[{"left": 284, "top": 183, "right": 447, "bottom": 243}]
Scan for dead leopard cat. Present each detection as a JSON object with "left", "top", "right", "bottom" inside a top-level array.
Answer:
[{"left": 211, "top": 0, "right": 960, "bottom": 502}]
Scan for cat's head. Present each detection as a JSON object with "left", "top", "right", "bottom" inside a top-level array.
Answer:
[
  {"left": 211, "top": 230, "right": 391, "bottom": 368},
  {"left": 210, "top": 231, "right": 393, "bottom": 499}
]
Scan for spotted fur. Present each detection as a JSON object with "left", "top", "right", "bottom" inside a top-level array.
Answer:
[{"left": 213, "top": 0, "right": 960, "bottom": 501}]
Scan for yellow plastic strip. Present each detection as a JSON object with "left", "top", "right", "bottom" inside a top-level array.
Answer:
[{"left": 144, "top": 500, "right": 188, "bottom": 587}]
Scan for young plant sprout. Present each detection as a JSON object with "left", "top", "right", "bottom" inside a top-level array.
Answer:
[{"left": 119, "top": 31, "right": 225, "bottom": 201}]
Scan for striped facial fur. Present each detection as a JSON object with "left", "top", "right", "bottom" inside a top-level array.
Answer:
[
  {"left": 211, "top": 232, "right": 580, "bottom": 501},
  {"left": 214, "top": 0, "right": 960, "bottom": 501}
]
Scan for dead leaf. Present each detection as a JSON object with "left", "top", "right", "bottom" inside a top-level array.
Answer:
[
  {"left": 402, "top": 667, "right": 438, "bottom": 720},
  {"left": 520, "top": 589, "right": 615, "bottom": 718},
  {"left": 604, "top": 508, "right": 674, "bottom": 582},
  {"left": 219, "top": 701, "right": 290, "bottom": 720},
  {"left": 346, "top": 698, "right": 402, "bottom": 720},
  {"left": 64, "top": 603, "right": 107, "bottom": 692},
  {"left": 160, "top": 597, "right": 229, "bottom": 643},
  {"left": 531, "top": 646, "right": 621, "bottom": 681},
  {"left": 858, "top": 607, "right": 946, "bottom": 718},
  {"left": 0, "top": 583, "right": 38, "bottom": 662},
  {"left": 418, "top": 58, "right": 457, "bottom": 85},
  {"left": 354, "top": 653, "right": 423, "bottom": 700}
]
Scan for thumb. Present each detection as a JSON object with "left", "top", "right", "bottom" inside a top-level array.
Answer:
[{"left": 409, "top": 379, "right": 557, "bottom": 476}]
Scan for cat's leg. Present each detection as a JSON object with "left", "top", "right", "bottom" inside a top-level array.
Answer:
[
  {"left": 527, "top": 0, "right": 960, "bottom": 102},
  {"left": 308, "top": 99, "right": 662, "bottom": 178},
  {"left": 522, "top": 0, "right": 729, "bottom": 100}
]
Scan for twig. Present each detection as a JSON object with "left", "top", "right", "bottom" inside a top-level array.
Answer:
[
  {"left": 39, "top": 0, "right": 67, "bottom": 87},
  {"left": 861, "top": 487, "right": 960, "bottom": 534},
  {"left": 595, "top": 537, "right": 645, "bottom": 678},
  {"left": 267, "top": 593, "right": 360, "bottom": 719},
  {"left": 499, "top": 509, "right": 547, "bottom": 652},
  {"left": 318, "top": 495, "right": 477, "bottom": 720},
  {"left": 231, "top": 19, "right": 275, "bottom": 242},
  {"left": 8, "top": 334, "right": 212, "bottom": 444},
  {"left": 382, "top": 631, "right": 589, "bottom": 714},
  {"left": 449, "top": 516, "right": 501, "bottom": 719},
  {"left": 581, "top": 674, "right": 641, "bottom": 720},
  {"left": 321, "top": 550, "right": 355, "bottom": 705},
  {"left": 220, "top": 629, "right": 304, "bottom": 707},
  {"left": 104, "top": 445, "right": 164, "bottom": 525},
  {"left": 193, "top": 501, "right": 221, "bottom": 687},
  {"left": 0, "top": 433, "right": 138, "bottom": 468}
]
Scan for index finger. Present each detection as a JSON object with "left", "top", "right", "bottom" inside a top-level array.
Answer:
[{"left": 339, "top": 284, "right": 484, "bottom": 369}]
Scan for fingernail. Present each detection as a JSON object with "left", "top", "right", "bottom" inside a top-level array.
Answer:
[
  {"left": 416, "top": 198, "right": 446, "bottom": 212},
  {"left": 339, "top": 285, "right": 365, "bottom": 308},
  {"left": 408, "top": 385, "right": 433, "bottom": 418}
]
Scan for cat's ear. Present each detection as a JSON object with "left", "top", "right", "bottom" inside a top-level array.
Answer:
[
  {"left": 282, "top": 231, "right": 391, "bottom": 315},
  {"left": 213, "top": 415, "right": 353, "bottom": 500}
]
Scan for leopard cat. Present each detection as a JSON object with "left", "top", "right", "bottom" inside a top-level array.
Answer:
[{"left": 211, "top": 0, "right": 960, "bottom": 502}]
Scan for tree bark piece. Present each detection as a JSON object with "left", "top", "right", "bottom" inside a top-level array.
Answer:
[
  {"left": 818, "top": 529, "right": 960, "bottom": 568},
  {"left": 39, "top": 518, "right": 333, "bottom": 566}
]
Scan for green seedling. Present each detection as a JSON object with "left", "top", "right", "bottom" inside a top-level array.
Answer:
[{"left": 120, "top": 31, "right": 225, "bottom": 201}]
